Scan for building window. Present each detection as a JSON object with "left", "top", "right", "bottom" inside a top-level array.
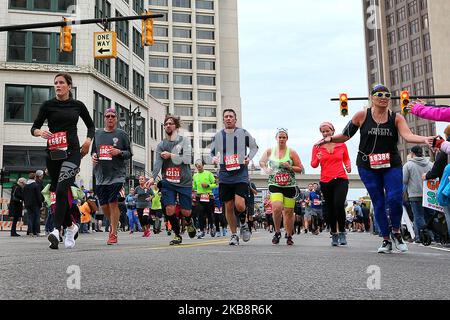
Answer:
[
  {"left": 386, "top": 14, "right": 395, "bottom": 27},
  {"left": 95, "top": 0, "right": 111, "bottom": 30},
  {"left": 196, "top": 15, "right": 214, "bottom": 25},
  {"left": 9, "top": 0, "right": 76, "bottom": 12},
  {"left": 150, "top": 89, "right": 169, "bottom": 99},
  {"left": 93, "top": 91, "right": 111, "bottom": 128},
  {"left": 408, "top": 0, "right": 418, "bottom": 15},
  {"left": 385, "top": 0, "right": 394, "bottom": 10},
  {"left": 387, "top": 31, "right": 396, "bottom": 45},
  {"left": 426, "top": 78, "right": 434, "bottom": 95},
  {"left": 397, "top": 25, "right": 407, "bottom": 41},
  {"left": 149, "top": 0, "right": 167, "bottom": 5},
  {"left": 390, "top": 69, "right": 399, "bottom": 86},
  {"left": 174, "top": 90, "right": 193, "bottom": 100},
  {"left": 133, "top": 116, "right": 145, "bottom": 146},
  {"left": 423, "top": 33, "right": 431, "bottom": 51},
  {"left": 115, "top": 58, "right": 129, "bottom": 89},
  {"left": 150, "top": 42, "right": 168, "bottom": 53},
  {"left": 197, "top": 59, "right": 215, "bottom": 70},
  {"left": 396, "top": 6, "right": 406, "bottom": 22},
  {"left": 133, "top": 0, "right": 144, "bottom": 14},
  {"left": 150, "top": 72, "right": 169, "bottom": 83},
  {"left": 174, "top": 105, "right": 193, "bottom": 116},
  {"left": 198, "top": 106, "right": 216, "bottom": 117},
  {"left": 173, "top": 58, "right": 192, "bottom": 69},
  {"left": 413, "top": 81, "right": 425, "bottom": 96},
  {"left": 424, "top": 55, "right": 432, "bottom": 73},
  {"left": 197, "top": 75, "right": 215, "bottom": 86},
  {"left": 133, "top": 70, "right": 145, "bottom": 99},
  {"left": 196, "top": 0, "right": 213, "bottom": 10},
  {"left": 409, "top": 19, "right": 420, "bottom": 35},
  {"left": 4, "top": 85, "right": 53, "bottom": 123},
  {"left": 154, "top": 26, "right": 168, "bottom": 37},
  {"left": 200, "top": 122, "right": 216, "bottom": 132},
  {"left": 94, "top": 57, "right": 111, "bottom": 78},
  {"left": 410, "top": 38, "right": 421, "bottom": 56},
  {"left": 412, "top": 60, "right": 423, "bottom": 77},
  {"left": 115, "top": 102, "right": 130, "bottom": 134},
  {"left": 197, "top": 44, "right": 215, "bottom": 55},
  {"left": 420, "top": 0, "right": 427, "bottom": 10},
  {"left": 174, "top": 74, "right": 192, "bottom": 85},
  {"left": 173, "top": 43, "right": 192, "bottom": 54},
  {"left": 399, "top": 43, "right": 409, "bottom": 61},
  {"left": 180, "top": 121, "right": 193, "bottom": 133},
  {"left": 201, "top": 137, "right": 213, "bottom": 149},
  {"left": 198, "top": 90, "right": 216, "bottom": 101},
  {"left": 7, "top": 31, "right": 75, "bottom": 65},
  {"left": 115, "top": 11, "right": 129, "bottom": 46},
  {"left": 197, "top": 29, "right": 214, "bottom": 40},
  {"left": 150, "top": 56, "right": 169, "bottom": 68},
  {"left": 133, "top": 28, "right": 144, "bottom": 60},
  {"left": 173, "top": 12, "right": 191, "bottom": 23},
  {"left": 173, "top": 0, "right": 190, "bottom": 8},
  {"left": 152, "top": 10, "right": 168, "bottom": 21},
  {"left": 400, "top": 64, "right": 411, "bottom": 82},
  {"left": 173, "top": 28, "right": 191, "bottom": 38},
  {"left": 422, "top": 14, "right": 429, "bottom": 29}
]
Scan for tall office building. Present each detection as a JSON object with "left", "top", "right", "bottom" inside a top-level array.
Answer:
[
  {"left": 362, "top": 0, "right": 450, "bottom": 161},
  {"left": 0, "top": 0, "right": 166, "bottom": 191},
  {"left": 148, "top": 0, "right": 242, "bottom": 163}
]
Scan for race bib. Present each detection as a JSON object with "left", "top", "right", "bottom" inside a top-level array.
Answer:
[
  {"left": 143, "top": 208, "right": 150, "bottom": 216},
  {"left": 275, "top": 173, "right": 290, "bottom": 186},
  {"left": 50, "top": 192, "right": 56, "bottom": 205},
  {"left": 224, "top": 154, "right": 240, "bottom": 171},
  {"left": 313, "top": 199, "right": 321, "bottom": 206},
  {"left": 165, "top": 167, "right": 181, "bottom": 183},
  {"left": 99, "top": 145, "right": 113, "bottom": 160},
  {"left": 214, "top": 207, "right": 222, "bottom": 214},
  {"left": 48, "top": 132, "right": 67, "bottom": 151},
  {"left": 200, "top": 194, "right": 210, "bottom": 202},
  {"left": 369, "top": 153, "right": 391, "bottom": 169}
]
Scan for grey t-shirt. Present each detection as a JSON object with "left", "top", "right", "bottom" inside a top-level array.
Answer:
[
  {"left": 92, "top": 128, "right": 132, "bottom": 185},
  {"left": 151, "top": 135, "right": 192, "bottom": 187},
  {"left": 135, "top": 185, "right": 154, "bottom": 209}
]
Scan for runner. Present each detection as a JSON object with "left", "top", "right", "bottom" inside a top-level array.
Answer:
[
  {"left": 316, "top": 84, "right": 434, "bottom": 253},
  {"left": 259, "top": 128, "right": 303, "bottom": 245},
  {"left": 263, "top": 194, "right": 274, "bottom": 233},
  {"left": 135, "top": 176, "right": 153, "bottom": 237},
  {"left": 210, "top": 109, "right": 259, "bottom": 245},
  {"left": 31, "top": 73, "right": 95, "bottom": 249},
  {"left": 311, "top": 121, "right": 351, "bottom": 246},
  {"left": 125, "top": 188, "right": 142, "bottom": 233},
  {"left": 192, "top": 160, "right": 217, "bottom": 239},
  {"left": 247, "top": 180, "right": 258, "bottom": 233},
  {"left": 150, "top": 183, "right": 163, "bottom": 234},
  {"left": 145, "top": 115, "right": 196, "bottom": 245},
  {"left": 91, "top": 107, "right": 132, "bottom": 245},
  {"left": 212, "top": 175, "right": 227, "bottom": 236}
]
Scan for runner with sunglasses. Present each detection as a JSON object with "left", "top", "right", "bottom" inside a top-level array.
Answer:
[
  {"left": 31, "top": 73, "right": 95, "bottom": 249},
  {"left": 260, "top": 128, "right": 303, "bottom": 245},
  {"left": 145, "top": 115, "right": 196, "bottom": 245},
  {"left": 316, "top": 84, "right": 435, "bottom": 253}
]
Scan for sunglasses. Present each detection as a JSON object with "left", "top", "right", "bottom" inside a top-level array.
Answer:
[
  {"left": 105, "top": 114, "right": 116, "bottom": 118},
  {"left": 372, "top": 92, "right": 391, "bottom": 98}
]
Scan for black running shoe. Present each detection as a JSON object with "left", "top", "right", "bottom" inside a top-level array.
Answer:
[
  {"left": 377, "top": 240, "right": 393, "bottom": 253},
  {"left": 272, "top": 232, "right": 281, "bottom": 245},
  {"left": 170, "top": 235, "right": 182, "bottom": 245}
]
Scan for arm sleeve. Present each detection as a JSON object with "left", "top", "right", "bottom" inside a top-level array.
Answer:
[
  {"left": 411, "top": 103, "right": 450, "bottom": 122},
  {"left": 426, "top": 151, "right": 448, "bottom": 180},
  {"left": 209, "top": 172, "right": 217, "bottom": 189},
  {"left": 402, "top": 164, "right": 410, "bottom": 185},
  {"left": 441, "top": 141, "right": 450, "bottom": 155},
  {"left": 90, "top": 133, "right": 97, "bottom": 155},
  {"left": 151, "top": 143, "right": 164, "bottom": 179},
  {"left": 343, "top": 144, "right": 351, "bottom": 169},
  {"left": 79, "top": 102, "right": 95, "bottom": 139},
  {"left": 207, "top": 134, "right": 218, "bottom": 165},
  {"left": 30, "top": 101, "right": 48, "bottom": 136},
  {"left": 120, "top": 132, "right": 132, "bottom": 160},
  {"left": 311, "top": 146, "right": 319, "bottom": 168},
  {"left": 245, "top": 130, "right": 259, "bottom": 160}
]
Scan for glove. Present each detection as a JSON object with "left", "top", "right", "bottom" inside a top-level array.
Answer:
[{"left": 433, "top": 136, "right": 445, "bottom": 149}]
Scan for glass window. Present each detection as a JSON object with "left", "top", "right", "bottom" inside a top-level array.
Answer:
[
  {"left": 32, "top": 33, "right": 50, "bottom": 63},
  {"left": 174, "top": 105, "right": 193, "bottom": 116},
  {"left": 133, "top": 28, "right": 144, "bottom": 60},
  {"left": 58, "top": 0, "right": 76, "bottom": 12},
  {"left": 115, "top": 58, "right": 129, "bottom": 89},
  {"left": 31, "top": 87, "right": 51, "bottom": 121},
  {"left": 94, "top": 58, "right": 111, "bottom": 77},
  {"left": 196, "top": 0, "right": 213, "bottom": 10},
  {"left": 152, "top": 10, "right": 168, "bottom": 21},
  {"left": 150, "top": 57, "right": 169, "bottom": 68},
  {"left": 173, "top": 0, "right": 190, "bottom": 8},
  {"left": 197, "top": 59, "right": 215, "bottom": 70},
  {"left": 116, "top": 10, "right": 129, "bottom": 46},
  {"left": 10, "top": 0, "right": 27, "bottom": 9},
  {"left": 133, "top": 0, "right": 144, "bottom": 13},
  {"left": 197, "top": 29, "right": 214, "bottom": 40},
  {"left": 198, "top": 91, "right": 216, "bottom": 101},
  {"left": 34, "top": 0, "right": 51, "bottom": 10},
  {"left": 197, "top": 75, "right": 215, "bottom": 86},
  {"left": 173, "top": 28, "right": 191, "bottom": 38},
  {"left": 149, "top": 72, "right": 169, "bottom": 83},
  {"left": 173, "top": 43, "right": 192, "bottom": 54},
  {"left": 174, "top": 90, "right": 193, "bottom": 100},
  {"left": 93, "top": 91, "right": 111, "bottom": 128},
  {"left": 7, "top": 31, "right": 26, "bottom": 61},
  {"left": 180, "top": 121, "right": 193, "bottom": 132},
  {"left": 5, "top": 86, "right": 25, "bottom": 122},
  {"left": 133, "top": 70, "right": 145, "bottom": 99},
  {"left": 149, "top": 0, "right": 167, "bottom": 5},
  {"left": 95, "top": 0, "right": 111, "bottom": 30},
  {"left": 150, "top": 89, "right": 169, "bottom": 99},
  {"left": 174, "top": 74, "right": 192, "bottom": 84},
  {"left": 150, "top": 42, "right": 168, "bottom": 52},
  {"left": 196, "top": 15, "right": 214, "bottom": 25},
  {"left": 197, "top": 44, "right": 215, "bottom": 55},
  {"left": 173, "top": 58, "right": 192, "bottom": 69},
  {"left": 198, "top": 106, "right": 216, "bottom": 117},
  {"left": 154, "top": 26, "right": 168, "bottom": 37},
  {"left": 200, "top": 122, "right": 216, "bottom": 132},
  {"left": 173, "top": 12, "right": 191, "bottom": 23}
]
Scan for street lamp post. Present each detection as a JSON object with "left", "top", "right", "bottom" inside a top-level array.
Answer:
[{"left": 119, "top": 103, "right": 142, "bottom": 189}]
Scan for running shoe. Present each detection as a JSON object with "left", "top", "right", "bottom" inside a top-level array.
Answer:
[
  {"left": 170, "top": 235, "right": 182, "bottom": 245},
  {"left": 286, "top": 235, "right": 294, "bottom": 246},
  {"left": 377, "top": 240, "right": 393, "bottom": 254},
  {"left": 240, "top": 224, "right": 251, "bottom": 242},
  {"left": 210, "top": 227, "right": 216, "bottom": 237},
  {"left": 229, "top": 234, "right": 239, "bottom": 246},
  {"left": 338, "top": 232, "right": 347, "bottom": 246},
  {"left": 186, "top": 223, "right": 197, "bottom": 239},
  {"left": 272, "top": 232, "right": 281, "bottom": 245},
  {"left": 48, "top": 229, "right": 60, "bottom": 250},
  {"left": 222, "top": 229, "right": 227, "bottom": 236},
  {"left": 197, "top": 231, "right": 205, "bottom": 239},
  {"left": 331, "top": 233, "right": 339, "bottom": 247},
  {"left": 391, "top": 232, "right": 408, "bottom": 252},
  {"left": 107, "top": 233, "right": 118, "bottom": 245},
  {"left": 215, "top": 231, "right": 221, "bottom": 237},
  {"left": 74, "top": 224, "right": 79, "bottom": 240},
  {"left": 64, "top": 224, "right": 79, "bottom": 249}
]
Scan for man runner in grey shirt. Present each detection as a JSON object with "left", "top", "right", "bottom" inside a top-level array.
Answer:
[
  {"left": 210, "top": 109, "right": 259, "bottom": 245},
  {"left": 145, "top": 115, "right": 195, "bottom": 245},
  {"left": 91, "top": 108, "right": 132, "bottom": 245}
]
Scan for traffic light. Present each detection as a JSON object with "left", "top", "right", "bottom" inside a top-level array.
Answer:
[
  {"left": 142, "top": 11, "right": 154, "bottom": 46},
  {"left": 340, "top": 93, "right": 349, "bottom": 117},
  {"left": 400, "top": 90, "right": 410, "bottom": 115},
  {"left": 60, "top": 18, "right": 72, "bottom": 52}
]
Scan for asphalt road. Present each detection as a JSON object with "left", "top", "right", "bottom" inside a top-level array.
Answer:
[{"left": 0, "top": 229, "right": 449, "bottom": 300}]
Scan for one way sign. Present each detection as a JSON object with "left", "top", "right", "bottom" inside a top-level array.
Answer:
[{"left": 94, "top": 31, "right": 117, "bottom": 59}]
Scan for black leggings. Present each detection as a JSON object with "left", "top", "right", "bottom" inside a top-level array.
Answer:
[
  {"left": 46, "top": 151, "right": 81, "bottom": 230},
  {"left": 320, "top": 179, "right": 349, "bottom": 233},
  {"left": 196, "top": 199, "right": 214, "bottom": 231},
  {"left": 137, "top": 208, "right": 152, "bottom": 227}
]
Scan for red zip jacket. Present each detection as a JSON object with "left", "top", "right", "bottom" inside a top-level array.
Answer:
[{"left": 311, "top": 143, "right": 351, "bottom": 183}]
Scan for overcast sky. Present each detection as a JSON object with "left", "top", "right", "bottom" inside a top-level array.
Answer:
[{"left": 238, "top": 0, "right": 372, "bottom": 199}]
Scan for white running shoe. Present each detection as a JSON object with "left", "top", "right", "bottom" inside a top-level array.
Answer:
[
  {"left": 391, "top": 232, "right": 408, "bottom": 252},
  {"left": 229, "top": 234, "right": 239, "bottom": 246},
  {"left": 48, "top": 229, "right": 60, "bottom": 249},
  {"left": 64, "top": 224, "right": 79, "bottom": 249},
  {"left": 240, "top": 223, "right": 251, "bottom": 242}
]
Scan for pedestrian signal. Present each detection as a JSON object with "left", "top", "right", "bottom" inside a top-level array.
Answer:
[
  {"left": 400, "top": 90, "right": 410, "bottom": 115},
  {"left": 340, "top": 93, "right": 348, "bottom": 117}
]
